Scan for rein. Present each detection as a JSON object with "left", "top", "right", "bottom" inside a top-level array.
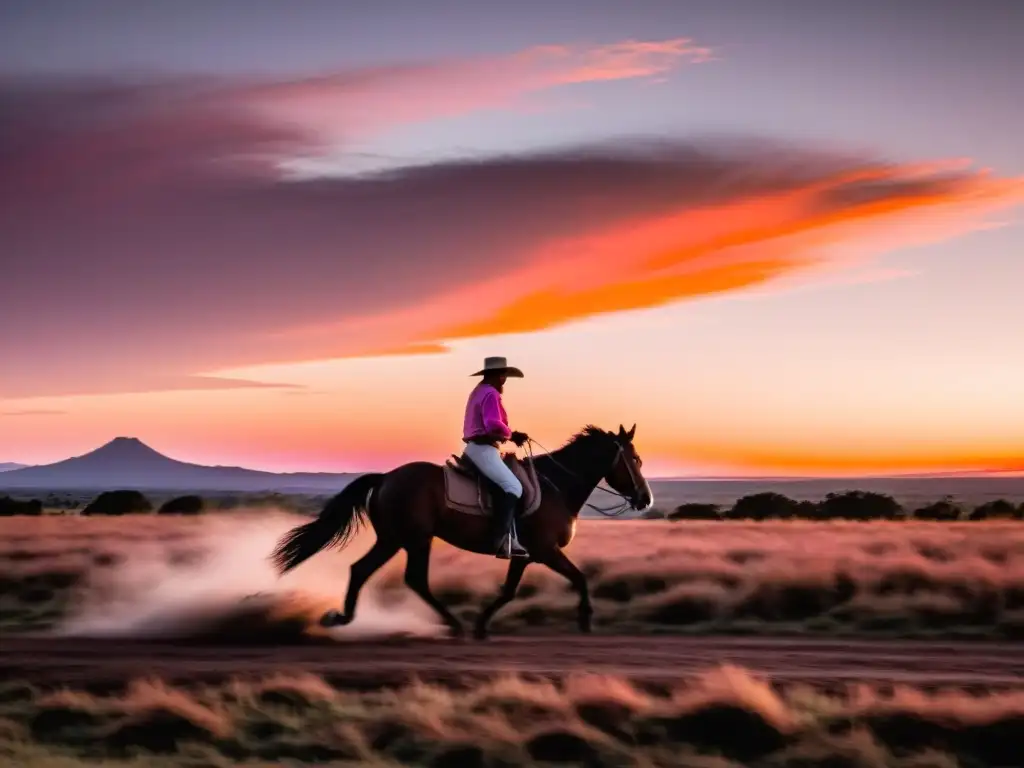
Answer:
[{"left": 524, "top": 437, "right": 636, "bottom": 517}]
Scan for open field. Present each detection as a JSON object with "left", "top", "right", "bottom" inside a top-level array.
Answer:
[
  {"left": 4, "top": 649, "right": 1024, "bottom": 767},
  {"left": 5, "top": 513, "right": 1024, "bottom": 639},
  {"left": 5, "top": 511, "right": 1024, "bottom": 765}
]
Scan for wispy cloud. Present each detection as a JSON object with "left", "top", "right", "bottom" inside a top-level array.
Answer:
[
  {"left": 546, "top": 38, "right": 715, "bottom": 83},
  {"left": 238, "top": 37, "right": 713, "bottom": 143},
  {"left": 2, "top": 53, "right": 1022, "bottom": 400}
]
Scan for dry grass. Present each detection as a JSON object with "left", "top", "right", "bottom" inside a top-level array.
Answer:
[
  {"left": 8, "top": 514, "right": 1024, "bottom": 640},
  {"left": 4, "top": 665, "right": 1024, "bottom": 766}
]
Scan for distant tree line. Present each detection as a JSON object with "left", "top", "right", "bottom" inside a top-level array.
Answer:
[
  {"left": 650, "top": 491, "right": 1024, "bottom": 522},
  {"left": 2, "top": 488, "right": 1023, "bottom": 521},
  {"left": 0, "top": 490, "right": 325, "bottom": 516}
]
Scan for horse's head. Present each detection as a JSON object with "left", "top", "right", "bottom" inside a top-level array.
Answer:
[{"left": 603, "top": 423, "right": 654, "bottom": 511}]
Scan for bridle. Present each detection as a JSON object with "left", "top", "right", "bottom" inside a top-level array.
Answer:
[{"left": 524, "top": 437, "right": 643, "bottom": 517}]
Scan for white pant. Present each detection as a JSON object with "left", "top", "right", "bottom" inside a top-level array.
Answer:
[{"left": 463, "top": 442, "right": 523, "bottom": 497}]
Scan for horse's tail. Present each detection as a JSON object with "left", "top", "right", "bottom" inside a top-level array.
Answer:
[{"left": 271, "top": 473, "right": 385, "bottom": 574}]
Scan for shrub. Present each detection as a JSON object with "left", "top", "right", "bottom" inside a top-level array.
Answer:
[
  {"left": 912, "top": 498, "right": 962, "bottom": 521},
  {"left": 819, "top": 491, "right": 903, "bottom": 521},
  {"left": 0, "top": 496, "right": 43, "bottom": 516},
  {"left": 82, "top": 490, "right": 153, "bottom": 516},
  {"left": 794, "top": 500, "right": 820, "bottom": 519},
  {"left": 667, "top": 503, "right": 721, "bottom": 520},
  {"left": 727, "top": 493, "right": 799, "bottom": 520},
  {"left": 970, "top": 499, "right": 1018, "bottom": 520},
  {"left": 158, "top": 495, "right": 205, "bottom": 515}
]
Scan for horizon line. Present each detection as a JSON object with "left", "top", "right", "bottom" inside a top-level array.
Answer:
[{"left": 3, "top": 433, "right": 1023, "bottom": 483}]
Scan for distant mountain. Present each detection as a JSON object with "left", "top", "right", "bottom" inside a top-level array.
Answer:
[
  {"left": 0, "top": 437, "right": 356, "bottom": 491},
  {"left": 0, "top": 463, "right": 28, "bottom": 473}
]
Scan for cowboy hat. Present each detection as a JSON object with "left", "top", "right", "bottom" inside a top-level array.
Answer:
[{"left": 470, "top": 356, "right": 524, "bottom": 378}]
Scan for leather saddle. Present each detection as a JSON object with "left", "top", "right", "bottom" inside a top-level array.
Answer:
[
  {"left": 442, "top": 451, "right": 542, "bottom": 518},
  {"left": 448, "top": 452, "right": 488, "bottom": 480},
  {"left": 447, "top": 452, "right": 505, "bottom": 505}
]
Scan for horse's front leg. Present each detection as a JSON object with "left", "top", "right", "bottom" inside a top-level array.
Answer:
[
  {"left": 538, "top": 548, "right": 592, "bottom": 633},
  {"left": 474, "top": 557, "right": 530, "bottom": 640}
]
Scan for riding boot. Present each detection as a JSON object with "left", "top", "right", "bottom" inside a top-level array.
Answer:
[{"left": 494, "top": 491, "right": 528, "bottom": 559}]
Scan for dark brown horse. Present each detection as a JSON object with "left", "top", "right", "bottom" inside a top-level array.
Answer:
[{"left": 271, "top": 424, "right": 653, "bottom": 639}]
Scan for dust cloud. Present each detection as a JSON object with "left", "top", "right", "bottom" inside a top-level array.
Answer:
[{"left": 52, "top": 509, "right": 444, "bottom": 641}]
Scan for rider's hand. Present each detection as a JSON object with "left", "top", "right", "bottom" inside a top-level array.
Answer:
[{"left": 510, "top": 431, "right": 529, "bottom": 447}]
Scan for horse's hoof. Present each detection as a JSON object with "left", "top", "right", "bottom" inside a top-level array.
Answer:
[
  {"left": 473, "top": 627, "right": 489, "bottom": 641},
  {"left": 320, "top": 610, "right": 351, "bottom": 627},
  {"left": 447, "top": 624, "right": 467, "bottom": 640}
]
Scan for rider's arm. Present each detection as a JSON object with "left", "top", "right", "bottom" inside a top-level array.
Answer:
[{"left": 479, "top": 390, "right": 512, "bottom": 442}]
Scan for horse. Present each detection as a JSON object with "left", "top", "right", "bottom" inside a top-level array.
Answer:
[{"left": 270, "top": 423, "right": 654, "bottom": 639}]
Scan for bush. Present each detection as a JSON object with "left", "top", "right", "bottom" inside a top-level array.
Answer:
[
  {"left": 727, "top": 493, "right": 799, "bottom": 520},
  {"left": 912, "top": 498, "right": 962, "bottom": 521},
  {"left": 666, "top": 491, "right": 1023, "bottom": 523},
  {"left": 158, "top": 495, "right": 205, "bottom": 515},
  {"left": 818, "top": 491, "right": 903, "bottom": 521},
  {"left": 0, "top": 496, "right": 43, "bottom": 516},
  {"left": 794, "top": 500, "right": 819, "bottom": 519},
  {"left": 667, "top": 503, "right": 721, "bottom": 520},
  {"left": 970, "top": 499, "right": 1018, "bottom": 520},
  {"left": 82, "top": 490, "right": 153, "bottom": 516}
]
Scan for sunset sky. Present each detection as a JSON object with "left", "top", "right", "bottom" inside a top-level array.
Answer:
[{"left": 2, "top": 1, "right": 1023, "bottom": 477}]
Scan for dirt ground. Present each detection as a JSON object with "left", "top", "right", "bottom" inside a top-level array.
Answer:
[{"left": 5, "top": 634, "right": 1024, "bottom": 689}]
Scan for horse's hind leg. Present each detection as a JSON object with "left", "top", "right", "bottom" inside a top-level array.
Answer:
[
  {"left": 404, "top": 541, "right": 465, "bottom": 638},
  {"left": 474, "top": 557, "right": 530, "bottom": 640},
  {"left": 321, "top": 538, "right": 399, "bottom": 628},
  {"left": 538, "top": 548, "right": 593, "bottom": 633}
]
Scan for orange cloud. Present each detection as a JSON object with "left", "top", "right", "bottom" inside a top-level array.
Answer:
[
  {"left": 235, "top": 155, "right": 1023, "bottom": 373},
  {"left": 405, "top": 164, "right": 1024, "bottom": 346},
  {"left": 366, "top": 342, "right": 451, "bottom": 357},
  {"left": 436, "top": 258, "right": 797, "bottom": 339}
]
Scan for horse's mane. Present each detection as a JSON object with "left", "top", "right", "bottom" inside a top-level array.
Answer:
[
  {"left": 544, "top": 425, "right": 619, "bottom": 460},
  {"left": 560, "top": 424, "right": 613, "bottom": 447},
  {"left": 529, "top": 425, "right": 621, "bottom": 500}
]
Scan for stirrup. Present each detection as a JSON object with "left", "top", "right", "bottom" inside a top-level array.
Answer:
[
  {"left": 495, "top": 531, "right": 528, "bottom": 559},
  {"left": 495, "top": 535, "right": 528, "bottom": 559}
]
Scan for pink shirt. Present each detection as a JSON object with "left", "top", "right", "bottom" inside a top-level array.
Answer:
[{"left": 462, "top": 383, "right": 512, "bottom": 442}]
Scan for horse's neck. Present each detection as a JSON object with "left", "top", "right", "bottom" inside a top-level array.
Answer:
[{"left": 537, "top": 443, "right": 607, "bottom": 516}]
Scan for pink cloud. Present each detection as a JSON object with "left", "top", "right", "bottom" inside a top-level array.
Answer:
[
  {"left": 237, "top": 37, "right": 714, "bottom": 144},
  {"left": 548, "top": 38, "right": 715, "bottom": 83}
]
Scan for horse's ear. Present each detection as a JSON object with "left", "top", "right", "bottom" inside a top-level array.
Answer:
[
  {"left": 617, "top": 424, "right": 626, "bottom": 439},
  {"left": 627, "top": 423, "right": 636, "bottom": 441}
]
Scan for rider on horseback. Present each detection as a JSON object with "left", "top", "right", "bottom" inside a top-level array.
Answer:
[{"left": 462, "top": 356, "right": 529, "bottom": 558}]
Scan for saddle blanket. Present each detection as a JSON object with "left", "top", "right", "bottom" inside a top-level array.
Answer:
[{"left": 443, "top": 453, "right": 543, "bottom": 517}]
